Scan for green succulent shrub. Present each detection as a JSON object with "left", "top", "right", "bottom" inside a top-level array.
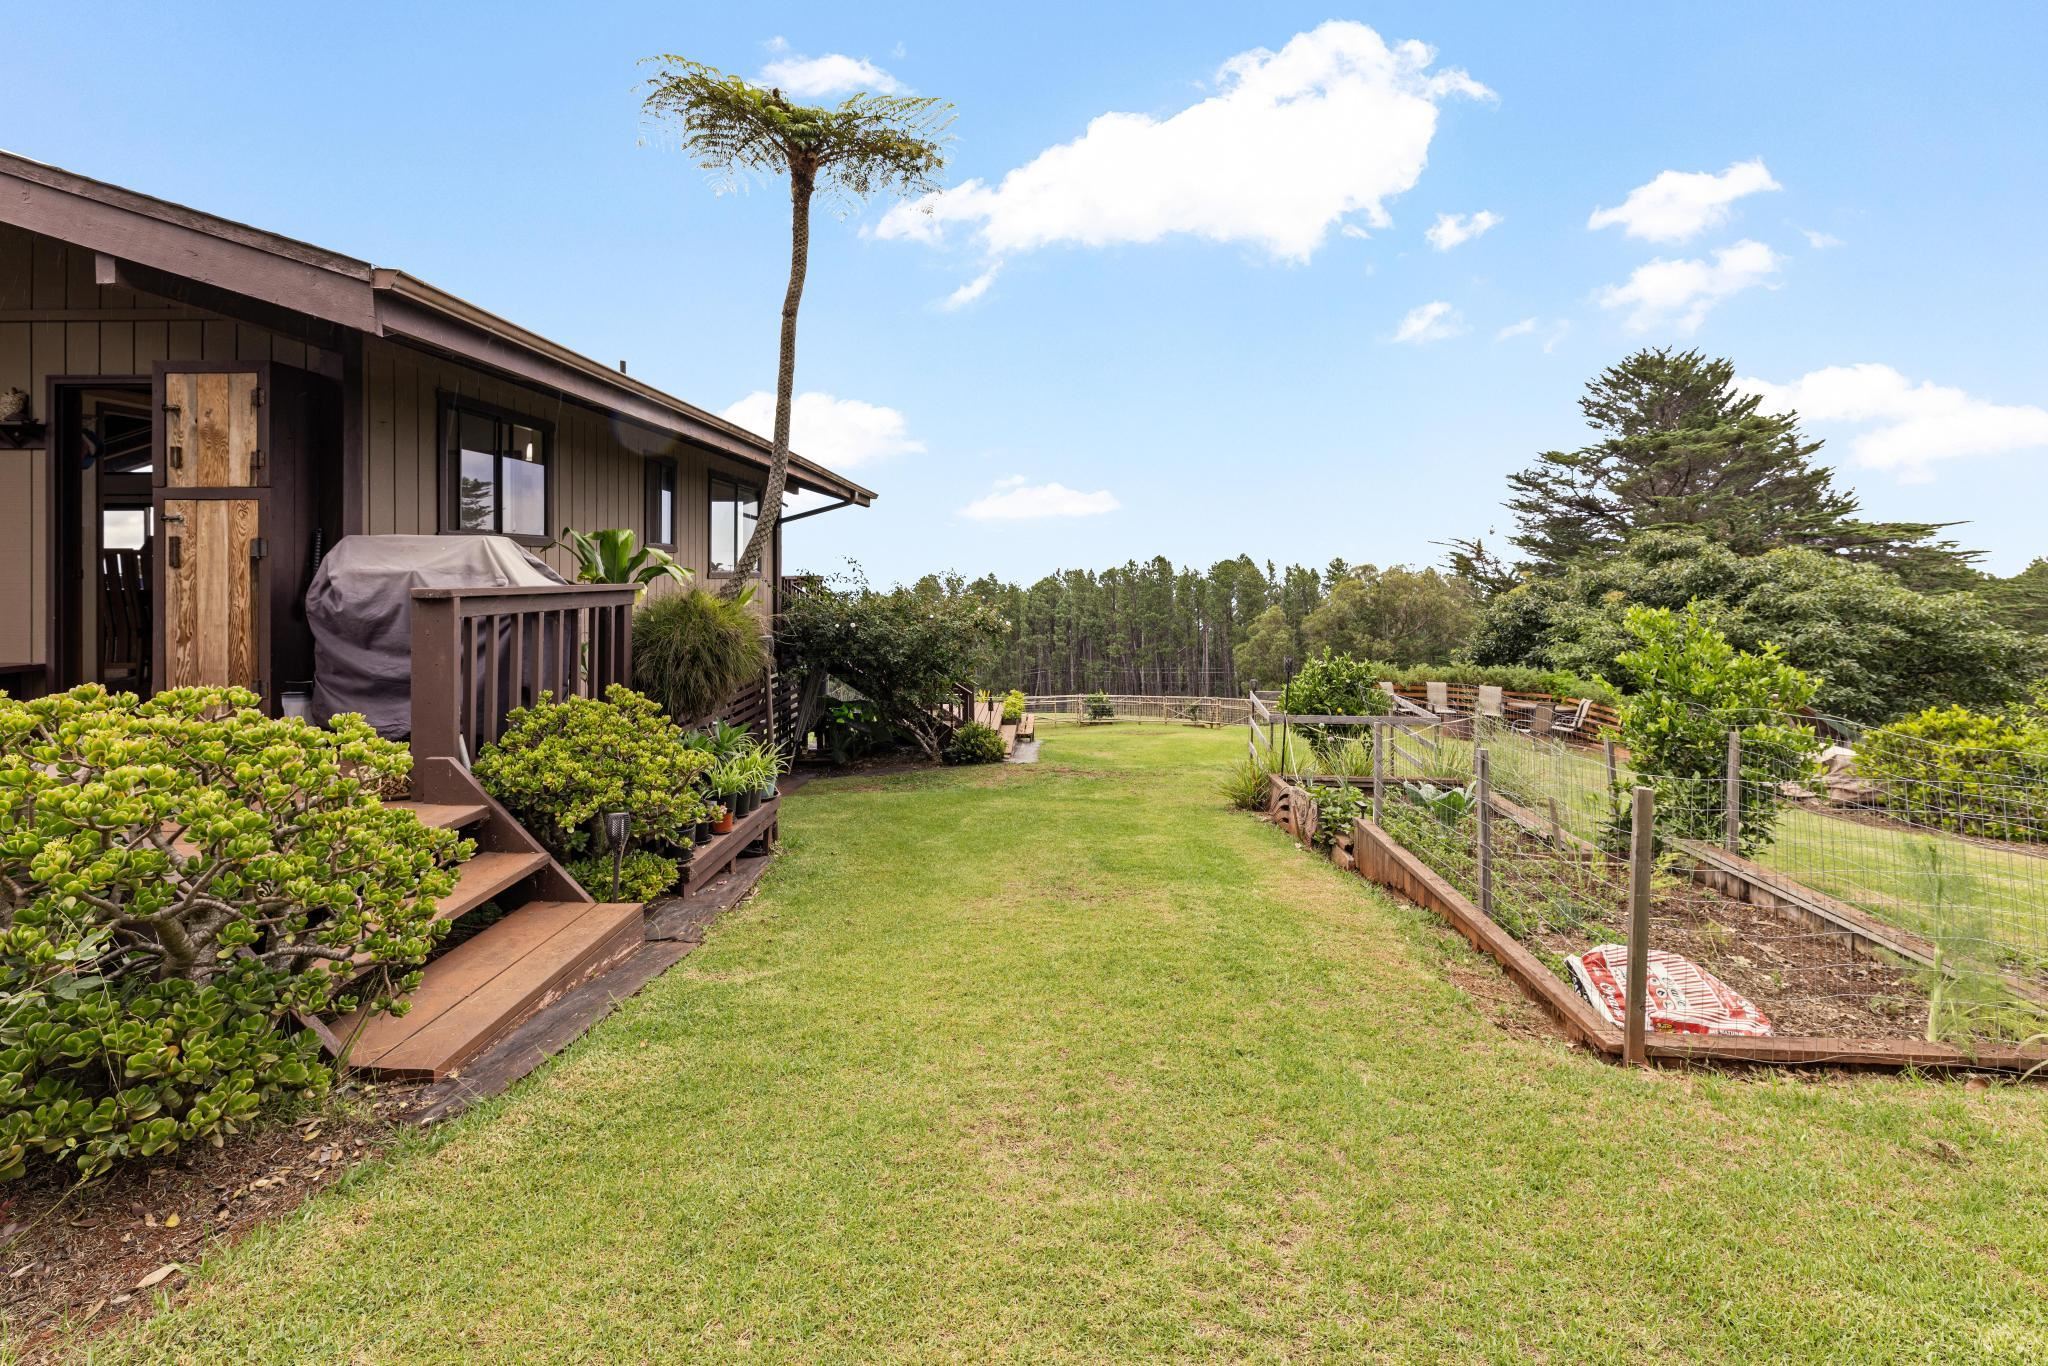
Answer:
[
  {"left": 1084, "top": 692, "right": 1115, "bottom": 722},
  {"left": 633, "top": 588, "right": 771, "bottom": 723},
  {"left": 0, "top": 685, "right": 470, "bottom": 1182},
  {"left": 474, "top": 686, "right": 712, "bottom": 859},
  {"left": 1278, "top": 651, "right": 1393, "bottom": 721},
  {"left": 1856, "top": 705, "right": 2048, "bottom": 842},
  {"left": 1610, "top": 604, "right": 1822, "bottom": 855},
  {"left": 566, "top": 850, "right": 681, "bottom": 904},
  {"left": 944, "top": 722, "right": 1006, "bottom": 765},
  {"left": 1000, "top": 689, "right": 1026, "bottom": 724}
]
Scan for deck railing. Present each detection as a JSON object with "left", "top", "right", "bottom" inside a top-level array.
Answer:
[{"left": 410, "top": 583, "right": 638, "bottom": 763}]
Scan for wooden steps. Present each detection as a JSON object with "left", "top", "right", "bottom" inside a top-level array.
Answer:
[
  {"left": 999, "top": 721, "right": 1018, "bottom": 755},
  {"left": 387, "top": 799, "right": 490, "bottom": 830},
  {"left": 331, "top": 900, "right": 643, "bottom": 1081},
  {"left": 429, "top": 850, "right": 550, "bottom": 923},
  {"left": 1018, "top": 713, "right": 1036, "bottom": 741}
]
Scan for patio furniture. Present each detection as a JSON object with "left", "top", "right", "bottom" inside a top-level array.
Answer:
[
  {"left": 1552, "top": 697, "right": 1593, "bottom": 741},
  {"left": 1519, "top": 703, "right": 1555, "bottom": 739},
  {"left": 1477, "top": 684, "right": 1505, "bottom": 719},
  {"left": 1424, "top": 680, "right": 1451, "bottom": 714},
  {"left": 98, "top": 547, "right": 150, "bottom": 693}
]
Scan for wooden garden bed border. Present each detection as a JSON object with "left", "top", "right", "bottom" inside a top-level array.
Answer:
[{"left": 1267, "top": 777, "right": 2048, "bottom": 1074}]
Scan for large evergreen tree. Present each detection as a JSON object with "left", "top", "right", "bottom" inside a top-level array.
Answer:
[{"left": 1499, "top": 348, "right": 1974, "bottom": 585}]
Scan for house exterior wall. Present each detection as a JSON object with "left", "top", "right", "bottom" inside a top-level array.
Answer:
[
  {"left": 0, "top": 224, "right": 331, "bottom": 669},
  {"left": 358, "top": 336, "right": 778, "bottom": 603}
]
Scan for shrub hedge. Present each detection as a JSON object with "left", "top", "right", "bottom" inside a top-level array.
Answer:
[
  {"left": 1856, "top": 705, "right": 2048, "bottom": 842},
  {"left": 0, "top": 686, "right": 469, "bottom": 1181},
  {"left": 944, "top": 722, "right": 1007, "bottom": 765}
]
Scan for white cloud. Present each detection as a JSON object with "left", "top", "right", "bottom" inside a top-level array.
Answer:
[
  {"left": 1588, "top": 158, "right": 1780, "bottom": 243},
  {"left": 1595, "top": 239, "right": 1781, "bottom": 332},
  {"left": 1738, "top": 364, "right": 2048, "bottom": 483},
  {"left": 1495, "top": 316, "right": 1537, "bottom": 340},
  {"left": 941, "top": 266, "right": 1000, "bottom": 310},
  {"left": 1393, "top": 300, "right": 1463, "bottom": 343},
  {"left": 1542, "top": 321, "right": 1571, "bottom": 354},
  {"left": 1802, "top": 228, "right": 1844, "bottom": 249},
  {"left": 720, "top": 391, "right": 924, "bottom": 469},
  {"left": 875, "top": 20, "right": 1490, "bottom": 282},
  {"left": 758, "top": 49, "right": 905, "bottom": 98},
  {"left": 1426, "top": 209, "right": 1502, "bottom": 251},
  {"left": 959, "top": 478, "right": 1120, "bottom": 520}
]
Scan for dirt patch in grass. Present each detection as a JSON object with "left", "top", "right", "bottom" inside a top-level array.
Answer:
[{"left": 2, "top": 1087, "right": 421, "bottom": 1358}]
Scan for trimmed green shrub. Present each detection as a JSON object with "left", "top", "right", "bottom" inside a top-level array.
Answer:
[
  {"left": 1371, "top": 661, "right": 1619, "bottom": 707},
  {"left": 1278, "top": 651, "right": 1392, "bottom": 731},
  {"left": 1001, "top": 689, "right": 1026, "bottom": 724},
  {"left": 1084, "top": 692, "right": 1115, "bottom": 722},
  {"left": 1856, "top": 705, "right": 2048, "bottom": 842},
  {"left": 475, "top": 686, "right": 712, "bottom": 859},
  {"left": 1611, "top": 605, "right": 1821, "bottom": 855},
  {"left": 0, "top": 685, "right": 470, "bottom": 1182},
  {"left": 566, "top": 850, "right": 681, "bottom": 903},
  {"left": 944, "top": 722, "right": 1006, "bottom": 765},
  {"left": 633, "top": 588, "right": 771, "bottom": 723}
]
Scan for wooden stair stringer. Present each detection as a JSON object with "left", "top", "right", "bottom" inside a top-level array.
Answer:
[{"left": 410, "top": 755, "right": 589, "bottom": 904}]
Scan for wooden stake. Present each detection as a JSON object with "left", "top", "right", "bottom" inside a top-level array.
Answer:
[
  {"left": 1724, "top": 728, "right": 1742, "bottom": 854},
  {"left": 1475, "top": 747, "right": 1493, "bottom": 921},
  {"left": 1603, "top": 735, "right": 1619, "bottom": 812},
  {"left": 1626, "top": 784, "right": 1654, "bottom": 1067}
]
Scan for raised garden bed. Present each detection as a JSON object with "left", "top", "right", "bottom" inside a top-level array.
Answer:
[{"left": 1266, "top": 776, "right": 2048, "bottom": 1073}]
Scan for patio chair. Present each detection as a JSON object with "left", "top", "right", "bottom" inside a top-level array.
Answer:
[
  {"left": 1476, "top": 684, "right": 1505, "bottom": 719},
  {"left": 1520, "top": 704, "right": 1555, "bottom": 739},
  {"left": 1553, "top": 697, "right": 1593, "bottom": 741},
  {"left": 1424, "top": 680, "right": 1451, "bottom": 715}
]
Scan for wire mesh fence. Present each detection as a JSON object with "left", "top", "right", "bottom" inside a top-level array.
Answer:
[
  {"left": 1029, "top": 694, "right": 1251, "bottom": 726},
  {"left": 1254, "top": 707, "right": 2048, "bottom": 1055}
]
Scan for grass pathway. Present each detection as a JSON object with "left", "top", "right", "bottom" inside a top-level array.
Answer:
[{"left": 77, "top": 727, "right": 2048, "bottom": 1362}]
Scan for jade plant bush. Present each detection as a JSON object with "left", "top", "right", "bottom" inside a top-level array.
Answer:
[
  {"left": 1856, "top": 703, "right": 2048, "bottom": 842},
  {"left": 0, "top": 686, "right": 470, "bottom": 1182},
  {"left": 473, "top": 686, "right": 712, "bottom": 861},
  {"left": 565, "top": 850, "right": 682, "bottom": 904}
]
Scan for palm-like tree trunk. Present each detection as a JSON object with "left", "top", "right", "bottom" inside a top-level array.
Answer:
[{"left": 725, "top": 167, "right": 814, "bottom": 597}]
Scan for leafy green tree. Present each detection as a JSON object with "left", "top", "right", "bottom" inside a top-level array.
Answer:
[
  {"left": 1980, "top": 557, "right": 2048, "bottom": 635},
  {"left": 1233, "top": 605, "right": 1298, "bottom": 691},
  {"left": 1499, "top": 348, "right": 1974, "bottom": 583},
  {"left": 642, "top": 59, "right": 951, "bottom": 594},
  {"left": 779, "top": 572, "right": 1009, "bottom": 760},
  {"left": 1470, "top": 532, "right": 2043, "bottom": 724},
  {"left": 1302, "top": 565, "right": 1477, "bottom": 665},
  {"left": 1612, "top": 605, "right": 1822, "bottom": 856}
]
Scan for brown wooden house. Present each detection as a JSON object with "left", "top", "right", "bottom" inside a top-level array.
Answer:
[
  {"left": 0, "top": 150, "right": 873, "bottom": 708},
  {"left": 0, "top": 151, "right": 874, "bottom": 1081}
]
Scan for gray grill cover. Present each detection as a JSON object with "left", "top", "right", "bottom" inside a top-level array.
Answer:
[{"left": 308, "top": 534, "right": 566, "bottom": 737}]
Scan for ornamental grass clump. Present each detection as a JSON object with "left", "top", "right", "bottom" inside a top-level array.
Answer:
[
  {"left": 0, "top": 685, "right": 471, "bottom": 1182},
  {"left": 473, "top": 685, "right": 712, "bottom": 860},
  {"left": 633, "top": 588, "right": 771, "bottom": 723}
]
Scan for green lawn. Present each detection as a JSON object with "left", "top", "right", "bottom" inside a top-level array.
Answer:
[{"left": 71, "top": 727, "right": 2048, "bottom": 1362}]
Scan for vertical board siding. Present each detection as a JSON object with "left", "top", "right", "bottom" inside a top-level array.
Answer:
[
  {"left": 0, "top": 225, "right": 333, "bottom": 666},
  {"left": 358, "top": 338, "right": 778, "bottom": 591}
]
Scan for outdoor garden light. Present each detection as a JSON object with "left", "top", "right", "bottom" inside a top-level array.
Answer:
[{"left": 604, "top": 811, "right": 632, "bottom": 901}]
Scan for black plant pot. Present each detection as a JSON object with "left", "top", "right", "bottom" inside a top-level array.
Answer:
[
  {"left": 695, "top": 819, "right": 712, "bottom": 845},
  {"left": 741, "top": 790, "right": 759, "bottom": 816}
]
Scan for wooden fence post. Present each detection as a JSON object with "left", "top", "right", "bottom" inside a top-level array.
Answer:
[
  {"left": 1475, "top": 746, "right": 1493, "bottom": 921},
  {"left": 1724, "top": 728, "right": 1742, "bottom": 853},
  {"left": 1604, "top": 734, "right": 1619, "bottom": 814},
  {"left": 1371, "top": 720, "right": 1385, "bottom": 827},
  {"left": 1626, "top": 784, "right": 1654, "bottom": 1066}
]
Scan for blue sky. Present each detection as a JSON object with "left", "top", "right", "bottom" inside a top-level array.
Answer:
[{"left": 13, "top": 3, "right": 2047, "bottom": 580}]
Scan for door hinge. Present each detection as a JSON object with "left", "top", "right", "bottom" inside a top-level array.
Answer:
[
  {"left": 168, "top": 536, "right": 182, "bottom": 570},
  {"left": 250, "top": 538, "right": 268, "bottom": 561},
  {"left": 251, "top": 447, "right": 264, "bottom": 471},
  {"left": 251, "top": 386, "right": 265, "bottom": 409}
]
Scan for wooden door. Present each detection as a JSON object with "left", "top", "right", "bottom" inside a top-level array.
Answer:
[
  {"left": 159, "top": 499, "right": 262, "bottom": 692},
  {"left": 161, "top": 369, "right": 264, "bottom": 487}
]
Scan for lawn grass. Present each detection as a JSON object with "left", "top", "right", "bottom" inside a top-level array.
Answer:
[{"left": 67, "top": 726, "right": 2048, "bottom": 1362}]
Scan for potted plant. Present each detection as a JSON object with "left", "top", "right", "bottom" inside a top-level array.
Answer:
[{"left": 710, "top": 802, "right": 733, "bottom": 836}]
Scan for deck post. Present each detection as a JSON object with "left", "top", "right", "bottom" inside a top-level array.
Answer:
[
  {"left": 1474, "top": 746, "right": 1493, "bottom": 921},
  {"left": 1626, "top": 784, "right": 1654, "bottom": 1066},
  {"left": 1603, "top": 735, "right": 1619, "bottom": 818},
  {"left": 410, "top": 593, "right": 462, "bottom": 762},
  {"left": 1724, "top": 728, "right": 1742, "bottom": 853}
]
